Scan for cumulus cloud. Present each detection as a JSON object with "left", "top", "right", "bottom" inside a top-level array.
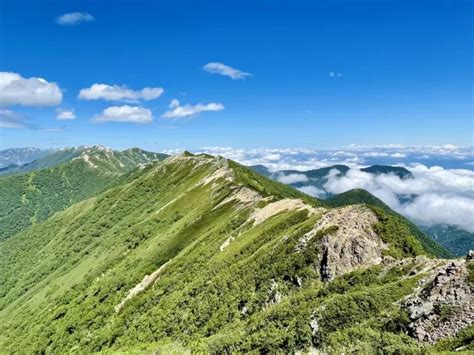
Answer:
[
  {"left": 169, "top": 99, "right": 180, "bottom": 109},
  {"left": 56, "top": 108, "right": 76, "bottom": 120},
  {"left": 162, "top": 99, "right": 224, "bottom": 119},
  {"left": 323, "top": 165, "right": 474, "bottom": 232},
  {"left": 78, "top": 84, "right": 164, "bottom": 102},
  {"left": 276, "top": 173, "right": 309, "bottom": 184},
  {"left": 56, "top": 12, "right": 94, "bottom": 25},
  {"left": 93, "top": 105, "right": 153, "bottom": 124},
  {"left": 0, "top": 109, "right": 30, "bottom": 128},
  {"left": 391, "top": 152, "right": 407, "bottom": 158},
  {"left": 0, "top": 72, "right": 62, "bottom": 106},
  {"left": 203, "top": 62, "right": 252, "bottom": 80},
  {"left": 329, "top": 71, "right": 343, "bottom": 78},
  {"left": 297, "top": 186, "right": 326, "bottom": 198}
]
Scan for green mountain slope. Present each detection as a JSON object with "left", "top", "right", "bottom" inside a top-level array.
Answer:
[
  {"left": 0, "top": 146, "right": 166, "bottom": 241},
  {"left": 421, "top": 224, "right": 474, "bottom": 257},
  {"left": 0, "top": 154, "right": 470, "bottom": 353},
  {"left": 360, "top": 165, "right": 413, "bottom": 179},
  {"left": 325, "top": 188, "right": 391, "bottom": 210}
]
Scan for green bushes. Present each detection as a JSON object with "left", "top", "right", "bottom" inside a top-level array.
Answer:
[{"left": 468, "top": 262, "right": 474, "bottom": 284}]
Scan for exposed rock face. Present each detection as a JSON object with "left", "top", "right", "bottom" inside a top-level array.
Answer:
[
  {"left": 115, "top": 260, "right": 171, "bottom": 312},
  {"left": 299, "top": 205, "right": 387, "bottom": 281},
  {"left": 404, "top": 257, "right": 473, "bottom": 343},
  {"left": 215, "top": 186, "right": 263, "bottom": 211},
  {"left": 250, "top": 198, "right": 324, "bottom": 226},
  {"left": 265, "top": 279, "right": 283, "bottom": 307}
]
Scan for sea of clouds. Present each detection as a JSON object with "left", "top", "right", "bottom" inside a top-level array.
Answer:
[
  {"left": 164, "top": 145, "right": 474, "bottom": 232},
  {"left": 322, "top": 164, "right": 474, "bottom": 232}
]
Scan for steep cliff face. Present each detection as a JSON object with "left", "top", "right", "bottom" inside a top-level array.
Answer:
[{"left": 297, "top": 205, "right": 387, "bottom": 281}]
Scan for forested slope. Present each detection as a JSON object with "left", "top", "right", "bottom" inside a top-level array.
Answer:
[{"left": 0, "top": 146, "right": 165, "bottom": 241}]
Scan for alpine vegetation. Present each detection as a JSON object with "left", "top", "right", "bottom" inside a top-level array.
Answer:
[{"left": 0, "top": 151, "right": 472, "bottom": 353}]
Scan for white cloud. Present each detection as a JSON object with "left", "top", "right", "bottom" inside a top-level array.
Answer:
[
  {"left": 169, "top": 99, "right": 180, "bottom": 109},
  {"left": 188, "top": 145, "right": 473, "bottom": 171},
  {"left": 0, "top": 109, "right": 29, "bottom": 128},
  {"left": 323, "top": 165, "right": 474, "bottom": 232},
  {"left": 391, "top": 152, "right": 407, "bottom": 158},
  {"left": 162, "top": 100, "right": 224, "bottom": 119},
  {"left": 297, "top": 185, "right": 326, "bottom": 198},
  {"left": 56, "top": 108, "right": 76, "bottom": 120},
  {"left": 276, "top": 173, "right": 309, "bottom": 184},
  {"left": 263, "top": 153, "right": 282, "bottom": 161},
  {"left": 78, "top": 84, "right": 164, "bottom": 102},
  {"left": 402, "top": 193, "right": 474, "bottom": 232},
  {"left": 203, "top": 62, "right": 252, "bottom": 80},
  {"left": 56, "top": 12, "right": 94, "bottom": 25},
  {"left": 93, "top": 105, "right": 153, "bottom": 124},
  {"left": 0, "top": 72, "right": 62, "bottom": 106},
  {"left": 363, "top": 152, "right": 390, "bottom": 157},
  {"left": 329, "top": 71, "right": 343, "bottom": 78}
]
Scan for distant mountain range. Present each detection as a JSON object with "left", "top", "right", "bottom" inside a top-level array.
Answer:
[
  {"left": 0, "top": 147, "right": 50, "bottom": 170},
  {"left": 1, "top": 148, "right": 470, "bottom": 353},
  {"left": 0, "top": 146, "right": 167, "bottom": 241},
  {"left": 420, "top": 224, "right": 474, "bottom": 258},
  {"left": 0, "top": 146, "right": 168, "bottom": 175},
  {"left": 251, "top": 164, "right": 412, "bottom": 196}
]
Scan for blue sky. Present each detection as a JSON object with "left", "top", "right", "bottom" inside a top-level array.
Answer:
[{"left": 0, "top": 0, "right": 472, "bottom": 151}]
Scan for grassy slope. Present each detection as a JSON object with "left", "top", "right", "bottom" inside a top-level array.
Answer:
[
  {"left": 0, "top": 147, "right": 165, "bottom": 241},
  {"left": 0, "top": 155, "right": 462, "bottom": 353}
]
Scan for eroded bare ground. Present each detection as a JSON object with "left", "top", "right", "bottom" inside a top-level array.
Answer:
[
  {"left": 115, "top": 260, "right": 171, "bottom": 313},
  {"left": 250, "top": 198, "right": 325, "bottom": 226}
]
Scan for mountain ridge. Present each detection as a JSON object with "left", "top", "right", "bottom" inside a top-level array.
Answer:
[
  {"left": 0, "top": 146, "right": 166, "bottom": 241},
  {"left": 1, "top": 152, "right": 470, "bottom": 353},
  {"left": 0, "top": 145, "right": 169, "bottom": 176}
]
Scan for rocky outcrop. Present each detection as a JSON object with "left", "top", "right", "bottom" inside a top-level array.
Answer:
[
  {"left": 404, "top": 256, "right": 473, "bottom": 343},
  {"left": 298, "top": 205, "right": 387, "bottom": 281},
  {"left": 264, "top": 279, "right": 283, "bottom": 307}
]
